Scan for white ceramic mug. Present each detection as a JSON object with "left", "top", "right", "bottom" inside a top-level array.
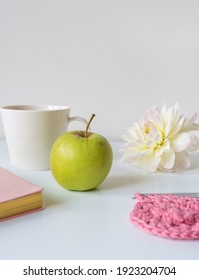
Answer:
[{"left": 1, "top": 105, "right": 88, "bottom": 170}]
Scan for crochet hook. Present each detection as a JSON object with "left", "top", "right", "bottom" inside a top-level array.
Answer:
[{"left": 131, "top": 192, "right": 199, "bottom": 199}]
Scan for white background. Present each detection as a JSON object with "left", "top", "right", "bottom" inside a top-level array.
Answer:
[{"left": 1, "top": 0, "right": 199, "bottom": 140}]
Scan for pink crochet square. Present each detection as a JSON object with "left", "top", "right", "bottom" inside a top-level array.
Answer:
[{"left": 130, "top": 193, "right": 199, "bottom": 239}]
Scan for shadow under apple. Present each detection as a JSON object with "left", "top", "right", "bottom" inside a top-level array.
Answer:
[{"left": 98, "top": 175, "right": 144, "bottom": 191}]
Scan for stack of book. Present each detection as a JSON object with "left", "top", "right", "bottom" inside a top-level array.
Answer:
[{"left": 0, "top": 167, "right": 43, "bottom": 221}]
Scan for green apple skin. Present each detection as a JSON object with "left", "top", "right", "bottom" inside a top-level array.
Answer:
[{"left": 50, "top": 130, "right": 113, "bottom": 191}]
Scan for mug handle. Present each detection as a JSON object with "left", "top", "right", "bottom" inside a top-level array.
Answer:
[{"left": 68, "top": 116, "right": 89, "bottom": 130}]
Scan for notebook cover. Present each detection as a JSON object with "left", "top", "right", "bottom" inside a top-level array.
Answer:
[{"left": 0, "top": 167, "right": 43, "bottom": 203}]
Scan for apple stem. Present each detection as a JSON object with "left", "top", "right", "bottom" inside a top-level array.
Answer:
[{"left": 85, "top": 113, "right": 95, "bottom": 138}]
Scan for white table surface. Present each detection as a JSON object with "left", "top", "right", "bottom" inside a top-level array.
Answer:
[{"left": 0, "top": 139, "right": 199, "bottom": 260}]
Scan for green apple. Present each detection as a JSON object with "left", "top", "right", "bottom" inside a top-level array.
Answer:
[{"left": 50, "top": 114, "right": 113, "bottom": 191}]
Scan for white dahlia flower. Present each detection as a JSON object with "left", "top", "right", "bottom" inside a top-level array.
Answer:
[{"left": 122, "top": 103, "right": 199, "bottom": 172}]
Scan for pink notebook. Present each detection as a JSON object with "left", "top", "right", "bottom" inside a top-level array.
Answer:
[{"left": 0, "top": 167, "right": 44, "bottom": 221}]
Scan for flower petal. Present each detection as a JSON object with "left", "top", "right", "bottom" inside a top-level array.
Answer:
[
  {"left": 121, "top": 146, "right": 151, "bottom": 163},
  {"left": 166, "top": 115, "right": 186, "bottom": 138},
  {"left": 186, "top": 134, "right": 199, "bottom": 151},
  {"left": 173, "top": 151, "right": 190, "bottom": 170},
  {"left": 172, "top": 132, "right": 190, "bottom": 152},
  {"left": 159, "top": 148, "right": 175, "bottom": 170},
  {"left": 182, "top": 113, "right": 199, "bottom": 131},
  {"left": 132, "top": 154, "right": 161, "bottom": 172}
]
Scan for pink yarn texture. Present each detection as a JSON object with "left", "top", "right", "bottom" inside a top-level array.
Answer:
[{"left": 130, "top": 193, "right": 199, "bottom": 240}]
